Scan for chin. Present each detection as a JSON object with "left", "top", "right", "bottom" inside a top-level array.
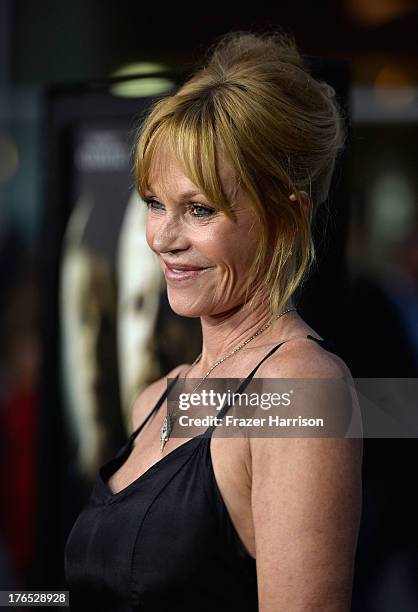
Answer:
[
  {"left": 167, "top": 302, "right": 203, "bottom": 319},
  {"left": 166, "top": 290, "right": 210, "bottom": 318}
]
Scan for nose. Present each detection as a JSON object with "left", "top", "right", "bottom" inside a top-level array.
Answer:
[{"left": 149, "top": 215, "right": 190, "bottom": 254}]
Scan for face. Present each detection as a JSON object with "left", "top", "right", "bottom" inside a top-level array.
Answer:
[{"left": 144, "top": 150, "right": 263, "bottom": 318}]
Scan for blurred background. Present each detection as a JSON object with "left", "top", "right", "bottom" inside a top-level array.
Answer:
[{"left": 0, "top": 1, "right": 417, "bottom": 610}]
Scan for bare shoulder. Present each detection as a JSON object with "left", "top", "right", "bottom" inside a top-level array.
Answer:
[
  {"left": 249, "top": 337, "right": 362, "bottom": 608},
  {"left": 130, "top": 363, "right": 188, "bottom": 433},
  {"left": 258, "top": 335, "right": 350, "bottom": 380},
  {"left": 250, "top": 333, "right": 361, "bottom": 469}
]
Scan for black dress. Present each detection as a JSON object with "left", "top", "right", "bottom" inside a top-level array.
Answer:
[{"left": 64, "top": 334, "right": 337, "bottom": 611}]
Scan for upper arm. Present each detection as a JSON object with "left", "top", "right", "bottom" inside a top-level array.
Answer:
[{"left": 250, "top": 351, "right": 363, "bottom": 611}]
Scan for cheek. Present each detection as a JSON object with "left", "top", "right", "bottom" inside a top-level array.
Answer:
[
  {"left": 211, "top": 224, "right": 259, "bottom": 272},
  {"left": 145, "top": 221, "right": 154, "bottom": 250},
  {"left": 204, "top": 218, "right": 249, "bottom": 254}
]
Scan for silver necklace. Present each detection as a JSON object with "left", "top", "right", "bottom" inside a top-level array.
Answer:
[{"left": 159, "top": 306, "right": 297, "bottom": 452}]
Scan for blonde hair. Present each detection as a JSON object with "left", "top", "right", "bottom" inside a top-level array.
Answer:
[{"left": 134, "top": 29, "right": 347, "bottom": 318}]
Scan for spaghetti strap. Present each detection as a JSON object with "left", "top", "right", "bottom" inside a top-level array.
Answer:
[
  {"left": 129, "top": 373, "right": 181, "bottom": 445},
  {"left": 306, "top": 333, "right": 338, "bottom": 355},
  {"left": 204, "top": 333, "right": 335, "bottom": 437},
  {"left": 128, "top": 334, "right": 336, "bottom": 443},
  {"left": 204, "top": 339, "right": 288, "bottom": 437}
]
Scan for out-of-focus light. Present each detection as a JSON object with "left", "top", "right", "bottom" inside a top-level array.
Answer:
[
  {"left": 110, "top": 62, "right": 175, "bottom": 98},
  {"left": 374, "top": 66, "right": 416, "bottom": 108},
  {"left": 352, "top": 85, "right": 418, "bottom": 122},
  {"left": 0, "top": 132, "right": 19, "bottom": 183},
  {"left": 345, "top": 0, "right": 416, "bottom": 26},
  {"left": 369, "top": 172, "right": 415, "bottom": 243}
]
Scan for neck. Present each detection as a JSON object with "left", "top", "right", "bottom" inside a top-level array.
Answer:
[{"left": 196, "top": 297, "right": 296, "bottom": 373}]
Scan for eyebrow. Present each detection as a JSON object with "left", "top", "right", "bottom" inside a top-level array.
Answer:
[{"left": 144, "top": 188, "right": 205, "bottom": 199}]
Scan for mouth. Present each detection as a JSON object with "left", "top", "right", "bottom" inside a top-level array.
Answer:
[{"left": 163, "top": 261, "right": 212, "bottom": 282}]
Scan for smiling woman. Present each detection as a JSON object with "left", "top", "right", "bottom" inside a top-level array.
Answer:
[
  {"left": 135, "top": 29, "right": 346, "bottom": 322},
  {"left": 64, "top": 28, "right": 362, "bottom": 612},
  {"left": 139, "top": 149, "right": 263, "bottom": 319}
]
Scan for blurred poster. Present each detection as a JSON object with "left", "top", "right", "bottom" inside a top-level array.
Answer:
[{"left": 59, "top": 124, "right": 201, "bottom": 487}]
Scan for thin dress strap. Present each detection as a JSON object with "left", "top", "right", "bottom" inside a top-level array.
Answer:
[
  {"left": 128, "top": 334, "right": 333, "bottom": 444},
  {"left": 127, "top": 342, "right": 288, "bottom": 447},
  {"left": 306, "top": 333, "right": 338, "bottom": 354},
  {"left": 128, "top": 374, "right": 181, "bottom": 445},
  {"left": 204, "top": 333, "right": 334, "bottom": 437},
  {"left": 204, "top": 339, "right": 288, "bottom": 437}
]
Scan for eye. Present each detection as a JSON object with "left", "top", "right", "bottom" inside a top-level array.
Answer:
[
  {"left": 143, "top": 198, "right": 163, "bottom": 211},
  {"left": 143, "top": 198, "right": 215, "bottom": 219},
  {"left": 188, "top": 203, "right": 215, "bottom": 218}
]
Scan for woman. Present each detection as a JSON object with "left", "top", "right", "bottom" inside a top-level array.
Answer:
[{"left": 65, "top": 30, "right": 363, "bottom": 611}]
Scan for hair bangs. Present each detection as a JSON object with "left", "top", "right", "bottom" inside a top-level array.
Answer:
[{"left": 135, "top": 105, "right": 235, "bottom": 220}]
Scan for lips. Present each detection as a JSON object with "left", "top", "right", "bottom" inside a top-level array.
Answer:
[
  {"left": 162, "top": 259, "right": 212, "bottom": 282},
  {"left": 162, "top": 260, "right": 207, "bottom": 272}
]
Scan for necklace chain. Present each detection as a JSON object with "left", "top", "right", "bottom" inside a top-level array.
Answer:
[
  {"left": 183, "top": 306, "right": 297, "bottom": 393},
  {"left": 160, "top": 306, "right": 297, "bottom": 451}
]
